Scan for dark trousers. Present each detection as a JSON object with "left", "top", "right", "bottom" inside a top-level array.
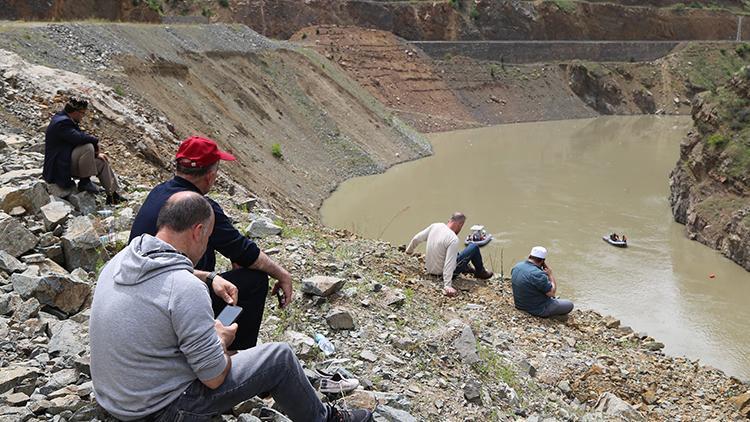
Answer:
[
  {"left": 454, "top": 243, "right": 486, "bottom": 276},
  {"left": 210, "top": 268, "right": 269, "bottom": 350}
]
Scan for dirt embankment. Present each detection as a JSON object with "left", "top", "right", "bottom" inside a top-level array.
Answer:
[
  {"left": 670, "top": 67, "right": 750, "bottom": 271},
  {"left": 0, "top": 22, "right": 429, "bottom": 217},
  {"left": 291, "top": 26, "right": 750, "bottom": 132}
]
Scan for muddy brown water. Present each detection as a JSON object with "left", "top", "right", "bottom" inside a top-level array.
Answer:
[{"left": 321, "top": 115, "right": 750, "bottom": 379}]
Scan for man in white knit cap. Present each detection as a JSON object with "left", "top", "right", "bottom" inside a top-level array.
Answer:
[{"left": 511, "top": 246, "right": 574, "bottom": 318}]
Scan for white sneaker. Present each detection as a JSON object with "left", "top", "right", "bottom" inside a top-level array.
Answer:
[{"left": 319, "top": 373, "right": 360, "bottom": 394}]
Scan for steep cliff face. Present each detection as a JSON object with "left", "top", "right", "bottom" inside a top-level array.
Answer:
[
  {"left": 1, "top": 0, "right": 749, "bottom": 42},
  {"left": 670, "top": 66, "right": 750, "bottom": 271},
  {"left": 0, "top": 0, "right": 159, "bottom": 21}
]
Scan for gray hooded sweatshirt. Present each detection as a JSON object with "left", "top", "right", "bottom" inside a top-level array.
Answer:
[{"left": 90, "top": 234, "right": 226, "bottom": 421}]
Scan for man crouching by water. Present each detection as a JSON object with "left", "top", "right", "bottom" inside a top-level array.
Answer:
[
  {"left": 405, "top": 212, "right": 493, "bottom": 297},
  {"left": 89, "top": 191, "right": 373, "bottom": 422},
  {"left": 511, "top": 246, "right": 574, "bottom": 318}
]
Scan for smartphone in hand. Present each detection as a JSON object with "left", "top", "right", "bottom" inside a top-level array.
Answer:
[{"left": 217, "top": 305, "right": 243, "bottom": 326}]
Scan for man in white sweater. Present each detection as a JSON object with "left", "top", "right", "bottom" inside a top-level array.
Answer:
[{"left": 405, "top": 212, "right": 493, "bottom": 297}]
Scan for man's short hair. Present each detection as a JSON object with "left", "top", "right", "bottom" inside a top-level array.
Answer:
[
  {"left": 156, "top": 192, "right": 213, "bottom": 232},
  {"left": 174, "top": 160, "right": 219, "bottom": 177},
  {"left": 64, "top": 97, "right": 89, "bottom": 113},
  {"left": 450, "top": 212, "right": 466, "bottom": 223}
]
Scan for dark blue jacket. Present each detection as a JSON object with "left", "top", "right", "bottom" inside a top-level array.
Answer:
[
  {"left": 129, "top": 176, "right": 261, "bottom": 271},
  {"left": 43, "top": 111, "right": 99, "bottom": 188}
]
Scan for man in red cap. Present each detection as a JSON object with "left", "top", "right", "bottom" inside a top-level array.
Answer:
[{"left": 129, "top": 136, "right": 294, "bottom": 350}]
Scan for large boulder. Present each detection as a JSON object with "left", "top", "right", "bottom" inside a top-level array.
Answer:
[
  {"left": 40, "top": 201, "right": 73, "bottom": 231},
  {"left": 48, "top": 319, "right": 88, "bottom": 357},
  {"left": 10, "top": 267, "right": 90, "bottom": 315},
  {"left": 245, "top": 217, "right": 281, "bottom": 238},
  {"left": 0, "top": 250, "right": 26, "bottom": 273},
  {"left": 0, "top": 169, "right": 42, "bottom": 186},
  {"left": 0, "top": 212, "right": 38, "bottom": 257},
  {"left": 0, "top": 181, "right": 49, "bottom": 214},
  {"left": 326, "top": 308, "right": 355, "bottom": 330},
  {"left": 453, "top": 324, "right": 481, "bottom": 365},
  {"left": 61, "top": 216, "right": 104, "bottom": 272},
  {"left": 0, "top": 366, "right": 40, "bottom": 395},
  {"left": 301, "top": 276, "right": 346, "bottom": 297},
  {"left": 594, "top": 392, "right": 645, "bottom": 421},
  {"left": 67, "top": 192, "right": 97, "bottom": 215}
]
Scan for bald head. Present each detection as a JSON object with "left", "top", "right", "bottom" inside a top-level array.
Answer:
[
  {"left": 449, "top": 212, "right": 466, "bottom": 223},
  {"left": 156, "top": 191, "right": 214, "bottom": 233},
  {"left": 447, "top": 211, "right": 466, "bottom": 234}
]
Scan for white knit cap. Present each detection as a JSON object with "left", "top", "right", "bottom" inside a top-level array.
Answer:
[{"left": 530, "top": 246, "right": 547, "bottom": 259}]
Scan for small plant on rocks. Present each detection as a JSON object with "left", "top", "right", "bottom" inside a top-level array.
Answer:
[{"left": 271, "top": 143, "right": 283, "bottom": 159}]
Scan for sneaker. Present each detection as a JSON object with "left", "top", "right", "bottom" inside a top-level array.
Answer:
[
  {"left": 319, "top": 373, "right": 359, "bottom": 394},
  {"left": 475, "top": 269, "right": 494, "bottom": 280},
  {"left": 329, "top": 407, "right": 374, "bottom": 422},
  {"left": 77, "top": 179, "right": 101, "bottom": 194}
]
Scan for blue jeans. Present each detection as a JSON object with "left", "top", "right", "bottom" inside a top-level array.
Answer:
[
  {"left": 454, "top": 243, "right": 485, "bottom": 276},
  {"left": 150, "top": 343, "right": 330, "bottom": 422}
]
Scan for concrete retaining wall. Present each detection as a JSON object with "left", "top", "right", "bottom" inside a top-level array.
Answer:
[{"left": 411, "top": 41, "right": 684, "bottom": 63}]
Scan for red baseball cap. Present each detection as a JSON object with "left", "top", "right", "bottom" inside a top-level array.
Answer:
[{"left": 175, "top": 136, "right": 236, "bottom": 168}]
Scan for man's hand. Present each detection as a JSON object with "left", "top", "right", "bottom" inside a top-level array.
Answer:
[
  {"left": 212, "top": 275, "right": 239, "bottom": 305},
  {"left": 443, "top": 286, "right": 458, "bottom": 297},
  {"left": 97, "top": 152, "right": 109, "bottom": 163},
  {"left": 214, "top": 320, "right": 237, "bottom": 351},
  {"left": 271, "top": 271, "right": 294, "bottom": 309}
]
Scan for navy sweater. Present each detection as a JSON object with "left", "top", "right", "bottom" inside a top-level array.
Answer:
[{"left": 129, "top": 176, "right": 261, "bottom": 271}]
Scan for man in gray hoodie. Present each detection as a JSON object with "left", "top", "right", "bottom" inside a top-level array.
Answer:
[{"left": 90, "top": 191, "right": 372, "bottom": 422}]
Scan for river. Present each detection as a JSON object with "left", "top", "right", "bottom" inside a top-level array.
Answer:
[{"left": 321, "top": 115, "right": 750, "bottom": 379}]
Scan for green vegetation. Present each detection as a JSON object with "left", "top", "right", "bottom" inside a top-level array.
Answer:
[
  {"left": 114, "top": 85, "right": 125, "bottom": 97},
  {"left": 474, "top": 343, "right": 520, "bottom": 391},
  {"left": 449, "top": 0, "right": 460, "bottom": 10},
  {"left": 218, "top": 0, "right": 230, "bottom": 7},
  {"left": 470, "top": 5, "right": 480, "bottom": 20},
  {"left": 271, "top": 142, "right": 283, "bottom": 158},
  {"left": 140, "top": 0, "right": 163, "bottom": 14},
  {"left": 681, "top": 44, "right": 750, "bottom": 93},
  {"left": 736, "top": 43, "right": 750, "bottom": 59},
  {"left": 489, "top": 63, "right": 499, "bottom": 78},
  {"left": 202, "top": 6, "right": 213, "bottom": 17},
  {"left": 551, "top": 0, "right": 577, "bottom": 14},
  {"left": 707, "top": 133, "right": 730, "bottom": 147}
]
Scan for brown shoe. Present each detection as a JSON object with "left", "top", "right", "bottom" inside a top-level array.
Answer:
[{"left": 475, "top": 269, "right": 494, "bottom": 280}]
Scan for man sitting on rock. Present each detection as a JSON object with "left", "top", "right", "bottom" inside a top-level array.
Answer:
[
  {"left": 91, "top": 191, "right": 373, "bottom": 422},
  {"left": 511, "top": 246, "right": 574, "bottom": 318},
  {"left": 42, "top": 96, "right": 126, "bottom": 204},
  {"left": 129, "top": 136, "right": 293, "bottom": 350},
  {"left": 405, "top": 212, "right": 493, "bottom": 297}
]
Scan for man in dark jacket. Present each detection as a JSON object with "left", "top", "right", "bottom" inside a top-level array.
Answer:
[
  {"left": 129, "top": 136, "right": 294, "bottom": 350},
  {"left": 43, "top": 97, "right": 126, "bottom": 204}
]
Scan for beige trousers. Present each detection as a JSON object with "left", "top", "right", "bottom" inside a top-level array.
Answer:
[{"left": 70, "top": 144, "right": 120, "bottom": 194}]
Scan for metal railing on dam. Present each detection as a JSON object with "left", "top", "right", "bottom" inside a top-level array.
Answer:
[{"left": 409, "top": 40, "right": 739, "bottom": 64}]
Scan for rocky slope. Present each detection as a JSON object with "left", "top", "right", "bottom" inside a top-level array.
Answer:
[
  {"left": 0, "top": 19, "right": 748, "bottom": 422},
  {"left": 669, "top": 65, "right": 750, "bottom": 271},
  {"left": 1, "top": 150, "right": 749, "bottom": 420},
  {"left": 0, "top": 22, "right": 430, "bottom": 216}
]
